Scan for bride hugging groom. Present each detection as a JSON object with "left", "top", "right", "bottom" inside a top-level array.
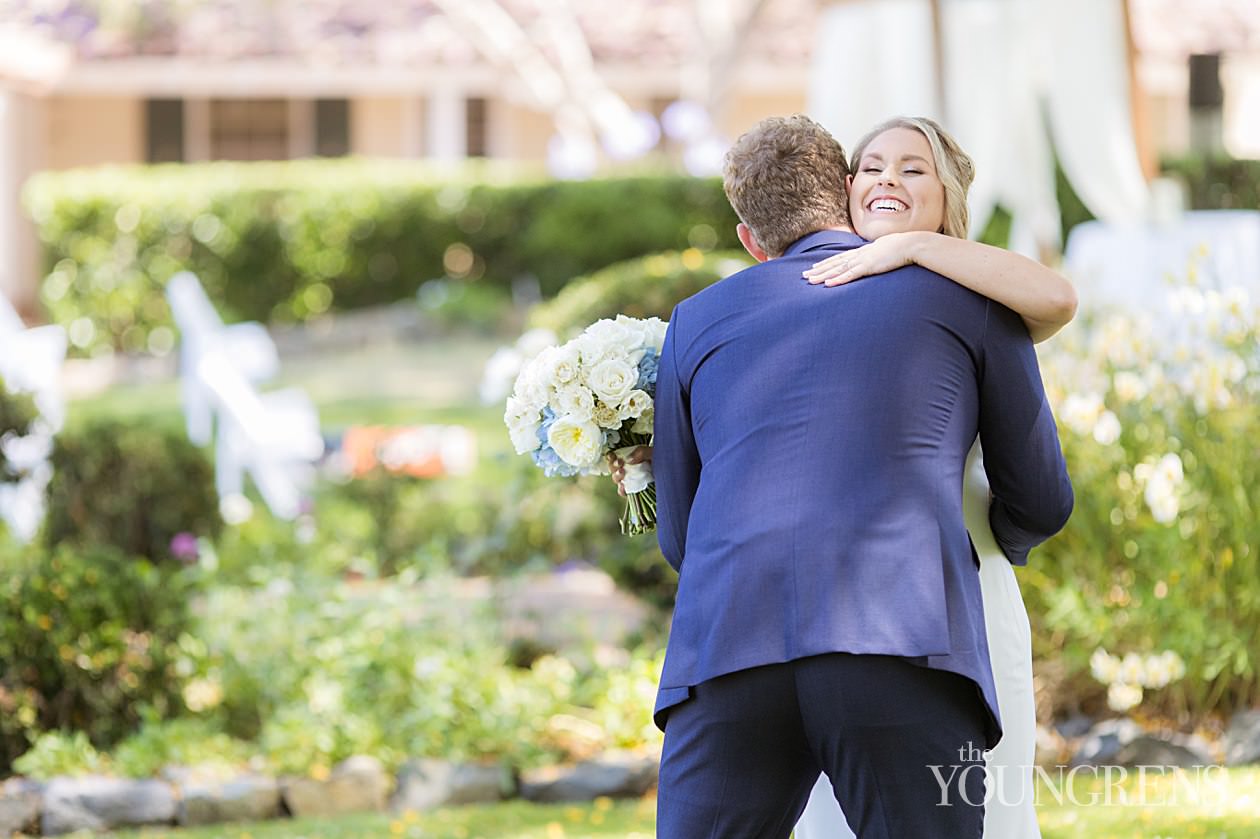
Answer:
[{"left": 612, "top": 114, "right": 1075, "bottom": 837}]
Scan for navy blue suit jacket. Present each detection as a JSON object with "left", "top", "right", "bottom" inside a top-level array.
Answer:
[{"left": 652, "top": 230, "right": 1074, "bottom": 746}]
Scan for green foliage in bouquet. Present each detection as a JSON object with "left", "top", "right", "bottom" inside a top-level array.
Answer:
[
  {"left": 1028, "top": 277, "right": 1260, "bottom": 721},
  {"left": 527, "top": 249, "right": 751, "bottom": 338},
  {"left": 0, "top": 541, "right": 200, "bottom": 773},
  {"left": 23, "top": 161, "right": 741, "bottom": 354},
  {"left": 0, "top": 377, "right": 39, "bottom": 483},
  {"left": 44, "top": 417, "right": 221, "bottom": 562}
]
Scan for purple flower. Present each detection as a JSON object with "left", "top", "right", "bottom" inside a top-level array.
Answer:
[{"left": 169, "top": 531, "right": 200, "bottom": 564}]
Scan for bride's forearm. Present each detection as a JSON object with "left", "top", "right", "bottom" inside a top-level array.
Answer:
[{"left": 905, "top": 232, "right": 1078, "bottom": 343}]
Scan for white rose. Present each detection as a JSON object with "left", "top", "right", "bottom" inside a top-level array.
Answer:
[
  {"left": 642, "top": 317, "right": 668, "bottom": 352},
  {"left": 512, "top": 355, "right": 549, "bottom": 408},
  {"left": 504, "top": 395, "right": 542, "bottom": 455},
  {"left": 542, "top": 343, "right": 582, "bottom": 386},
  {"left": 551, "top": 384, "right": 595, "bottom": 422},
  {"left": 583, "top": 318, "right": 635, "bottom": 349},
  {"left": 587, "top": 357, "right": 639, "bottom": 406},
  {"left": 631, "top": 407, "right": 654, "bottom": 436},
  {"left": 547, "top": 416, "right": 604, "bottom": 468}
]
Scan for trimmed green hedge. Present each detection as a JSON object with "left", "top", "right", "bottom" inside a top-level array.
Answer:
[
  {"left": 527, "top": 249, "right": 752, "bottom": 337},
  {"left": 24, "top": 161, "right": 740, "bottom": 354}
]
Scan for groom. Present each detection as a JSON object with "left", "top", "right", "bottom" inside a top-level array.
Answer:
[{"left": 650, "top": 115, "right": 1073, "bottom": 838}]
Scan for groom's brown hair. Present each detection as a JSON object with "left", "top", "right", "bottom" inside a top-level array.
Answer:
[{"left": 722, "top": 115, "right": 851, "bottom": 258}]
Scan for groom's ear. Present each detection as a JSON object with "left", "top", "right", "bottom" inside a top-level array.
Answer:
[{"left": 736, "top": 223, "right": 770, "bottom": 263}]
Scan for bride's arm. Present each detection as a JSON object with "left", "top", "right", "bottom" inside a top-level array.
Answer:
[{"left": 803, "top": 231, "right": 1078, "bottom": 343}]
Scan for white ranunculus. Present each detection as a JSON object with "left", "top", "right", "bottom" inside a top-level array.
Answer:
[
  {"left": 587, "top": 357, "right": 639, "bottom": 406},
  {"left": 547, "top": 416, "right": 604, "bottom": 468},
  {"left": 504, "top": 395, "right": 542, "bottom": 455},
  {"left": 618, "top": 389, "right": 652, "bottom": 420},
  {"left": 551, "top": 383, "right": 595, "bottom": 421}
]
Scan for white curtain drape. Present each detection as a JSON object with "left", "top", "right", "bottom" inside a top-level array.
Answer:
[
  {"left": 808, "top": 0, "right": 940, "bottom": 147},
  {"left": 807, "top": 0, "right": 1151, "bottom": 250},
  {"left": 1041, "top": 0, "right": 1152, "bottom": 225}
]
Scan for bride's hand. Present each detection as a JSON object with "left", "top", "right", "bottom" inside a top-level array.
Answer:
[
  {"left": 803, "top": 231, "right": 922, "bottom": 286},
  {"left": 607, "top": 445, "right": 653, "bottom": 497}
]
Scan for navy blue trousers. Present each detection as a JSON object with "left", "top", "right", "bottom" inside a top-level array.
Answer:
[{"left": 656, "top": 653, "right": 987, "bottom": 838}]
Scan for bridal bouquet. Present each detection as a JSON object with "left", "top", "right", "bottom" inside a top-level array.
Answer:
[{"left": 504, "top": 315, "right": 666, "bottom": 535}]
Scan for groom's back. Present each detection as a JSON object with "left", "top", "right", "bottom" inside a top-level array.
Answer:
[{"left": 657, "top": 232, "right": 995, "bottom": 691}]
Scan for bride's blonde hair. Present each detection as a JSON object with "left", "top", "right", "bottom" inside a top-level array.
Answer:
[{"left": 849, "top": 117, "right": 976, "bottom": 239}]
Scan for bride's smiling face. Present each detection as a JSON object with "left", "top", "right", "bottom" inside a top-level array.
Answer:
[{"left": 846, "top": 127, "right": 946, "bottom": 241}]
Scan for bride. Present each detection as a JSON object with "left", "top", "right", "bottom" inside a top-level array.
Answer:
[
  {"left": 792, "top": 116, "right": 1073, "bottom": 839},
  {"left": 612, "top": 116, "right": 1075, "bottom": 838}
]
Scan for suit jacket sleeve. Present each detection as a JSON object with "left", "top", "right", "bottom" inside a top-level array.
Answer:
[
  {"left": 653, "top": 306, "right": 701, "bottom": 573},
  {"left": 977, "top": 301, "right": 1074, "bottom": 565}
]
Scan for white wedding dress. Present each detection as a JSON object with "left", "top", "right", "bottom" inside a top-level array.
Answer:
[{"left": 794, "top": 442, "right": 1041, "bottom": 839}]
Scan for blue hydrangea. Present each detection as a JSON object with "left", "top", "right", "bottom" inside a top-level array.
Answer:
[
  {"left": 537, "top": 405, "right": 558, "bottom": 446},
  {"left": 637, "top": 349, "right": 659, "bottom": 397}
]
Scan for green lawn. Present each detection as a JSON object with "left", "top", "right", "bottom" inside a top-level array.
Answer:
[{"left": 95, "top": 769, "right": 1260, "bottom": 838}]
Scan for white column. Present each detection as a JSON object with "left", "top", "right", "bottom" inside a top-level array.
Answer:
[
  {"left": 287, "top": 98, "right": 316, "bottom": 159},
  {"left": 425, "top": 89, "right": 467, "bottom": 162},
  {"left": 0, "top": 90, "right": 43, "bottom": 318},
  {"left": 184, "top": 98, "right": 212, "bottom": 162}
]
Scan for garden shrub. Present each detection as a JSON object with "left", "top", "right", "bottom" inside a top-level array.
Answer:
[
  {"left": 0, "top": 542, "right": 200, "bottom": 773},
  {"left": 24, "top": 161, "right": 741, "bottom": 354},
  {"left": 0, "top": 377, "right": 39, "bottom": 483},
  {"left": 1030, "top": 272, "right": 1260, "bottom": 721},
  {"left": 527, "top": 249, "right": 751, "bottom": 338},
  {"left": 44, "top": 417, "right": 221, "bottom": 563}
]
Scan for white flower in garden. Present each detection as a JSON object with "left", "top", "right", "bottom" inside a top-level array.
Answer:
[
  {"left": 182, "top": 677, "right": 224, "bottom": 712},
  {"left": 547, "top": 415, "right": 604, "bottom": 467},
  {"left": 618, "top": 389, "right": 652, "bottom": 421},
  {"left": 1107, "top": 682, "right": 1144, "bottom": 713},
  {"left": 1141, "top": 651, "right": 1186, "bottom": 689},
  {"left": 552, "top": 383, "right": 596, "bottom": 422},
  {"left": 504, "top": 396, "right": 542, "bottom": 455},
  {"left": 1092, "top": 411, "right": 1121, "bottom": 445},
  {"left": 1061, "top": 392, "right": 1104, "bottom": 436},
  {"left": 587, "top": 357, "right": 640, "bottom": 406},
  {"left": 1144, "top": 480, "right": 1180, "bottom": 524},
  {"left": 1112, "top": 371, "right": 1147, "bottom": 403},
  {"left": 1155, "top": 453, "right": 1184, "bottom": 485},
  {"left": 220, "top": 493, "right": 254, "bottom": 525},
  {"left": 1120, "top": 652, "right": 1145, "bottom": 686},
  {"left": 1090, "top": 648, "right": 1121, "bottom": 685}
]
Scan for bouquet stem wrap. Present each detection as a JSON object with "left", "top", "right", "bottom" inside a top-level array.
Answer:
[{"left": 615, "top": 436, "right": 656, "bottom": 536}]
